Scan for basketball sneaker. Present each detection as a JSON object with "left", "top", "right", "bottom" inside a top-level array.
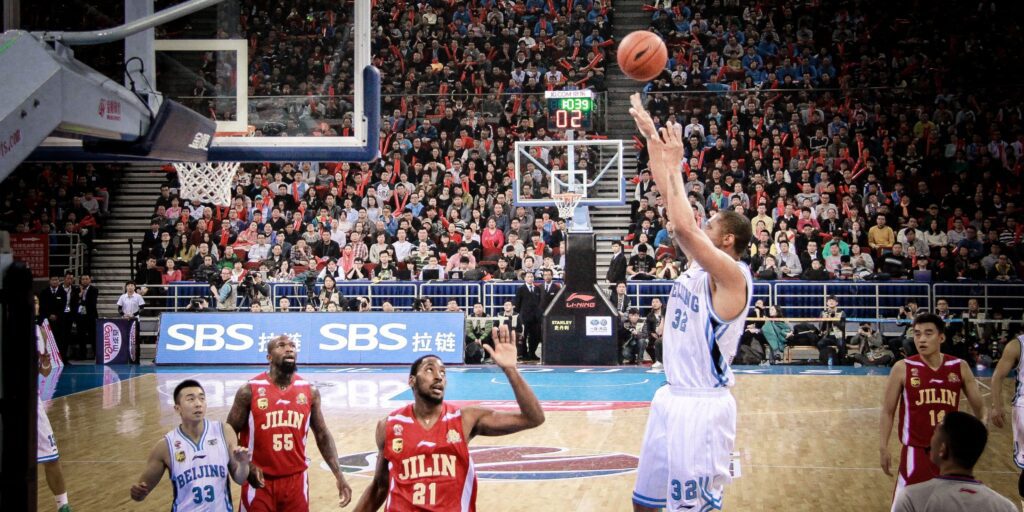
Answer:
[
  {"left": 59, "top": 505, "right": 72, "bottom": 512},
  {"left": 651, "top": 361, "right": 663, "bottom": 369}
]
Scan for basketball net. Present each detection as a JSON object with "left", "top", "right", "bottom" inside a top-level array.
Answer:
[
  {"left": 173, "top": 126, "right": 253, "bottom": 207},
  {"left": 173, "top": 161, "right": 240, "bottom": 207},
  {"left": 553, "top": 192, "right": 583, "bottom": 220}
]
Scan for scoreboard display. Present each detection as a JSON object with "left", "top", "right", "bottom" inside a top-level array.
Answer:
[{"left": 546, "top": 90, "right": 593, "bottom": 131}]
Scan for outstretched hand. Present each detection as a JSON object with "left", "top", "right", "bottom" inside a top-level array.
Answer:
[
  {"left": 486, "top": 324, "right": 519, "bottom": 369},
  {"left": 629, "top": 93, "right": 685, "bottom": 181}
]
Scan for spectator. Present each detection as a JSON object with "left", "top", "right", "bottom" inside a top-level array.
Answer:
[
  {"left": 116, "top": 282, "right": 145, "bottom": 318},
  {"left": 606, "top": 241, "right": 627, "bottom": 283},
  {"left": 868, "top": 215, "right": 895, "bottom": 253},
  {"left": 318, "top": 276, "right": 342, "bottom": 311},
  {"left": 514, "top": 272, "right": 543, "bottom": 362},
  {"left": 212, "top": 268, "right": 236, "bottom": 311},
  {"left": 619, "top": 308, "right": 646, "bottom": 365},
  {"left": 817, "top": 295, "right": 847, "bottom": 363},
  {"left": 627, "top": 244, "right": 656, "bottom": 280},
  {"left": 776, "top": 241, "right": 802, "bottom": 278},
  {"left": 644, "top": 298, "right": 665, "bottom": 367},
  {"left": 465, "top": 303, "right": 494, "bottom": 364},
  {"left": 851, "top": 324, "right": 893, "bottom": 367}
]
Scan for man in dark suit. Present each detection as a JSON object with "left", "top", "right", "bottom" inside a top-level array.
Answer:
[
  {"left": 606, "top": 241, "right": 627, "bottom": 283},
  {"left": 38, "top": 275, "right": 65, "bottom": 327},
  {"left": 540, "top": 268, "right": 560, "bottom": 306},
  {"left": 76, "top": 273, "right": 99, "bottom": 359},
  {"left": 58, "top": 272, "right": 80, "bottom": 357},
  {"left": 513, "top": 271, "right": 543, "bottom": 361}
]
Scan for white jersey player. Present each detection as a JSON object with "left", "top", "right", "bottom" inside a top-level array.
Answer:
[
  {"left": 988, "top": 333, "right": 1024, "bottom": 502},
  {"left": 628, "top": 94, "right": 754, "bottom": 512},
  {"left": 131, "top": 380, "right": 251, "bottom": 511},
  {"left": 36, "top": 296, "right": 72, "bottom": 512}
]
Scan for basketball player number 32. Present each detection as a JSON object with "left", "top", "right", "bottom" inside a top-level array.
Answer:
[
  {"left": 671, "top": 479, "right": 697, "bottom": 501},
  {"left": 671, "top": 309, "right": 689, "bottom": 333}
]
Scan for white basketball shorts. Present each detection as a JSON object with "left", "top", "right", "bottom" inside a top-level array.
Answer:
[
  {"left": 38, "top": 398, "right": 59, "bottom": 463},
  {"left": 633, "top": 385, "right": 736, "bottom": 510}
]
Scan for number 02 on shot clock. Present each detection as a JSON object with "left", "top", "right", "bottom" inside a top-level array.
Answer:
[{"left": 546, "top": 90, "right": 594, "bottom": 131}]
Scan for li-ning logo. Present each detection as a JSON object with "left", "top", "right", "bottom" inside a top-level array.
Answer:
[{"left": 565, "top": 293, "right": 596, "bottom": 309}]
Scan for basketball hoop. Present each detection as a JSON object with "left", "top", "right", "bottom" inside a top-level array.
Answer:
[
  {"left": 172, "top": 126, "right": 253, "bottom": 207},
  {"left": 553, "top": 192, "right": 583, "bottom": 219},
  {"left": 173, "top": 161, "right": 240, "bottom": 207}
]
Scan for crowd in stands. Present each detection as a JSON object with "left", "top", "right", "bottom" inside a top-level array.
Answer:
[
  {"left": 134, "top": 0, "right": 622, "bottom": 312},
  {"left": 625, "top": 0, "right": 1023, "bottom": 283},
  {"left": 1, "top": 163, "right": 115, "bottom": 251}
]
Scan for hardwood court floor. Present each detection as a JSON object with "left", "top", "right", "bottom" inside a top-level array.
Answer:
[{"left": 36, "top": 367, "right": 1020, "bottom": 511}]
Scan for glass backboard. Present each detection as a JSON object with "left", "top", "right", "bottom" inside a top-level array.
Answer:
[{"left": 27, "top": 0, "right": 378, "bottom": 163}]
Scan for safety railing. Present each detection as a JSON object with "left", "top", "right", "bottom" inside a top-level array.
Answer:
[
  {"left": 171, "top": 91, "right": 610, "bottom": 136},
  {"left": 134, "top": 281, "right": 1024, "bottom": 318},
  {"left": 49, "top": 234, "right": 85, "bottom": 277}
]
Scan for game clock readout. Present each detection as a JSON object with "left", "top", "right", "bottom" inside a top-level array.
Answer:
[{"left": 547, "top": 98, "right": 593, "bottom": 130}]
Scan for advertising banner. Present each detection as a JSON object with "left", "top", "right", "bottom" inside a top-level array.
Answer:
[
  {"left": 10, "top": 234, "right": 48, "bottom": 278},
  {"left": 156, "top": 312, "right": 465, "bottom": 365},
  {"left": 96, "top": 318, "right": 139, "bottom": 364}
]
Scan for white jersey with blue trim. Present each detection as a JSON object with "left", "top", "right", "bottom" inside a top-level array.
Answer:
[
  {"left": 662, "top": 260, "right": 753, "bottom": 389},
  {"left": 165, "top": 419, "right": 234, "bottom": 512},
  {"left": 1013, "top": 335, "right": 1024, "bottom": 407}
]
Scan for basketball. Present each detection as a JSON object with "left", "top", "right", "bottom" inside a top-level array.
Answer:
[{"left": 617, "top": 31, "right": 668, "bottom": 82}]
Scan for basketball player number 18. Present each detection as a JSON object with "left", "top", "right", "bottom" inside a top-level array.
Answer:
[
  {"left": 929, "top": 409, "right": 945, "bottom": 427},
  {"left": 273, "top": 433, "right": 294, "bottom": 451},
  {"left": 413, "top": 483, "right": 437, "bottom": 505}
]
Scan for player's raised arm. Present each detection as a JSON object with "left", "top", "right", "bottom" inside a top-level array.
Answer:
[
  {"left": 353, "top": 420, "right": 390, "bottom": 512},
  {"left": 628, "top": 93, "right": 747, "bottom": 321},
  {"left": 129, "top": 438, "right": 170, "bottom": 501},
  {"left": 990, "top": 338, "right": 1020, "bottom": 428},
  {"left": 310, "top": 386, "right": 353, "bottom": 507},
  {"left": 879, "top": 360, "right": 906, "bottom": 476},
  {"left": 959, "top": 360, "right": 986, "bottom": 421},
  {"left": 464, "top": 325, "right": 545, "bottom": 438},
  {"left": 222, "top": 423, "right": 252, "bottom": 485}
]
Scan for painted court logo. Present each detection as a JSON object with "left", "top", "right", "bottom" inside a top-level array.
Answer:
[{"left": 330, "top": 446, "right": 638, "bottom": 480}]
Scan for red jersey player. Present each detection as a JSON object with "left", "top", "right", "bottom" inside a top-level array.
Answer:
[
  {"left": 227, "top": 335, "right": 352, "bottom": 511},
  {"left": 353, "top": 324, "right": 545, "bottom": 511},
  {"left": 880, "top": 313, "right": 984, "bottom": 508}
]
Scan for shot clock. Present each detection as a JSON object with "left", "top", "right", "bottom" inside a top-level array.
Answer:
[{"left": 546, "top": 90, "right": 593, "bottom": 131}]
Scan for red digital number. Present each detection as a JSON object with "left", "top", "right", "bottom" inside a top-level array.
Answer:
[
  {"left": 555, "top": 110, "right": 568, "bottom": 128},
  {"left": 570, "top": 110, "right": 583, "bottom": 128}
]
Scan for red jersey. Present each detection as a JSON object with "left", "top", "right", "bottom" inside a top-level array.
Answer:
[
  {"left": 384, "top": 403, "right": 477, "bottom": 511},
  {"left": 240, "top": 372, "right": 312, "bottom": 477},
  {"left": 898, "top": 355, "right": 964, "bottom": 447}
]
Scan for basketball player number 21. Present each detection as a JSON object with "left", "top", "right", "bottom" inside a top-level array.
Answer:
[
  {"left": 413, "top": 482, "right": 436, "bottom": 505},
  {"left": 671, "top": 479, "right": 697, "bottom": 501}
]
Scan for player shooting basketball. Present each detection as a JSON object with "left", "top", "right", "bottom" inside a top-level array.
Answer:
[
  {"left": 353, "top": 324, "right": 545, "bottom": 511},
  {"left": 627, "top": 93, "right": 754, "bottom": 511}
]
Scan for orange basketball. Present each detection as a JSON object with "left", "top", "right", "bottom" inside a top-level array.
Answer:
[{"left": 617, "top": 31, "right": 668, "bottom": 82}]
